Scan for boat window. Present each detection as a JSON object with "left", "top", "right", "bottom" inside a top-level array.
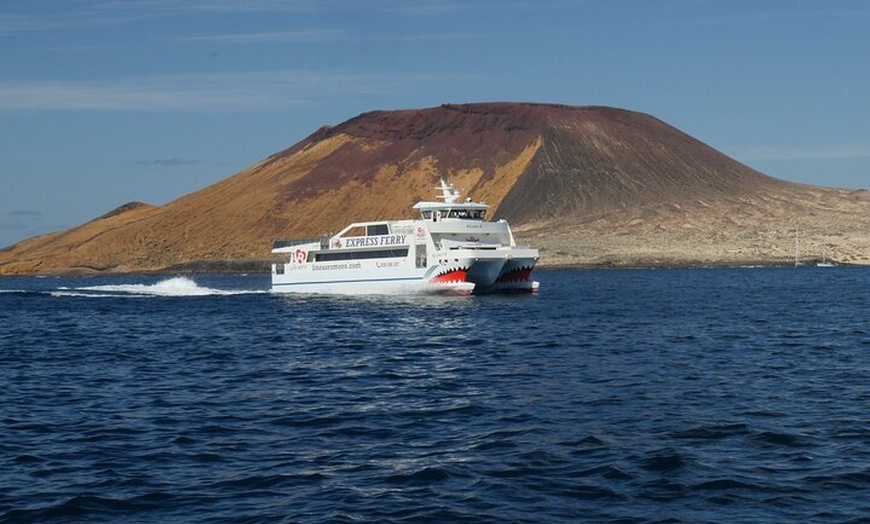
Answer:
[
  {"left": 316, "top": 248, "right": 409, "bottom": 262},
  {"left": 415, "top": 243, "right": 427, "bottom": 268},
  {"left": 421, "top": 210, "right": 432, "bottom": 219},
  {"left": 367, "top": 223, "right": 389, "bottom": 236}
]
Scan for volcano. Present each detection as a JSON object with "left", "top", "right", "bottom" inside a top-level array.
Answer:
[{"left": 2, "top": 102, "right": 868, "bottom": 275}]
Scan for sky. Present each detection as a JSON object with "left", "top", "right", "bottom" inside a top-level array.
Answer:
[{"left": 2, "top": 0, "right": 869, "bottom": 248}]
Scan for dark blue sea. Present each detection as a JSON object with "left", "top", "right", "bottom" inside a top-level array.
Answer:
[{"left": 2, "top": 268, "right": 869, "bottom": 523}]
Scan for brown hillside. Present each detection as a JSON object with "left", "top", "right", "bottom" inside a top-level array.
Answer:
[{"left": 1, "top": 102, "right": 868, "bottom": 275}]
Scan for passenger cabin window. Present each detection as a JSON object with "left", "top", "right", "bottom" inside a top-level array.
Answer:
[
  {"left": 421, "top": 211, "right": 432, "bottom": 219},
  {"left": 367, "top": 223, "right": 388, "bottom": 236},
  {"left": 316, "top": 248, "right": 408, "bottom": 262}
]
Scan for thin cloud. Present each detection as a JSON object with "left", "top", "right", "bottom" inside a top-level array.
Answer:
[
  {"left": 183, "top": 28, "right": 478, "bottom": 45},
  {"left": 0, "top": 13, "right": 54, "bottom": 33},
  {"left": 2, "top": 1, "right": 500, "bottom": 43},
  {"left": 1, "top": 210, "right": 41, "bottom": 234},
  {"left": 675, "top": 6, "right": 870, "bottom": 28},
  {"left": 134, "top": 158, "right": 200, "bottom": 167},
  {"left": 0, "top": 0, "right": 321, "bottom": 35},
  {"left": 0, "top": 71, "right": 476, "bottom": 112},
  {"left": 1, "top": 0, "right": 519, "bottom": 35},
  {"left": 114, "top": 0, "right": 498, "bottom": 16},
  {"left": 738, "top": 143, "right": 870, "bottom": 162},
  {"left": 102, "top": 0, "right": 326, "bottom": 15},
  {"left": 733, "top": 7, "right": 870, "bottom": 23},
  {"left": 183, "top": 28, "right": 346, "bottom": 44},
  {"left": 386, "top": 0, "right": 554, "bottom": 17},
  {"left": 391, "top": 0, "right": 473, "bottom": 16},
  {"left": 0, "top": 80, "right": 254, "bottom": 111},
  {"left": 0, "top": 3, "right": 165, "bottom": 34}
]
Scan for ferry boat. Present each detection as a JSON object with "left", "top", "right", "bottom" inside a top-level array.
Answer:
[{"left": 270, "top": 179, "right": 540, "bottom": 295}]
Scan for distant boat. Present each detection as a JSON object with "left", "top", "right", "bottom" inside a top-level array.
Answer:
[
  {"left": 816, "top": 246, "right": 836, "bottom": 267},
  {"left": 795, "top": 231, "right": 838, "bottom": 268}
]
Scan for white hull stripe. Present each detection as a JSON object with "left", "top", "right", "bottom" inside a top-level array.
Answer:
[{"left": 272, "top": 276, "right": 426, "bottom": 288}]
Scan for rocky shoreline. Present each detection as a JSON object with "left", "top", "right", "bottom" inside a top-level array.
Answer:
[{"left": 15, "top": 249, "right": 864, "bottom": 278}]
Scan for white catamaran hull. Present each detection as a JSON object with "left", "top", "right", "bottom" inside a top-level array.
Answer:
[
  {"left": 270, "top": 178, "right": 540, "bottom": 296},
  {"left": 271, "top": 248, "right": 538, "bottom": 295}
]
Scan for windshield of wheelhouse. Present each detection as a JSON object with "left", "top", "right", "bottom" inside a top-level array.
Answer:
[
  {"left": 419, "top": 208, "right": 486, "bottom": 220},
  {"left": 443, "top": 209, "right": 485, "bottom": 219}
]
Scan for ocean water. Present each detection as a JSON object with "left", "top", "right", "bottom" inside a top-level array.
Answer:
[{"left": 1, "top": 268, "right": 868, "bottom": 523}]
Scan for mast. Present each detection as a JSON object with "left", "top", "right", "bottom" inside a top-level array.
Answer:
[
  {"left": 794, "top": 228, "right": 799, "bottom": 267},
  {"left": 436, "top": 177, "right": 461, "bottom": 204}
]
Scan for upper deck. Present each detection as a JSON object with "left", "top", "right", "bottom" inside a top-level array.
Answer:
[
  {"left": 412, "top": 179, "right": 490, "bottom": 220},
  {"left": 273, "top": 178, "right": 515, "bottom": 254}
]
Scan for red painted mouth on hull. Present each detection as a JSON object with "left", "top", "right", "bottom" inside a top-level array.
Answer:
[
  {"left": 496, "top": 267, "right": 533, "bottom": 283},
  {"left": 431, "top": 269, "right": 468, "bottom": 283}
]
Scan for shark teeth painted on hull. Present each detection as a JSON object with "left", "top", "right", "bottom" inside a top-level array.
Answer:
[
  {"left": 430, "top": 268, "right": 469, "bottom": 284},
  {"left": 496, "top": 266, "right": 534, "bottom": 283}
]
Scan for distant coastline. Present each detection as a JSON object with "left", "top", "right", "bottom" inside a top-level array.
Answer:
[
  {"left": 3, "top": 103, "right": 869, "bottom": 276},
  {"left": 8, "top": 255, "right": 860, "bottom": 278}
]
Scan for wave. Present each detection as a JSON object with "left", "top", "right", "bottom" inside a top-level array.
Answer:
[{"left": 57, "top": 277, "right": 264, "bottom": 298}]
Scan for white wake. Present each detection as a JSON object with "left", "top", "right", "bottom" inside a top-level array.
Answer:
[{"left": 60, "top": 276, "right": 262, "bottom": 297}]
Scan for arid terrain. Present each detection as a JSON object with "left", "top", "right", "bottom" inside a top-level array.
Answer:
[
  {"left": 524, "top": 184, "right": 870, "bottom": 268},
  {"left": 1, "top": 102, "right": 868, "bottom": 275}
]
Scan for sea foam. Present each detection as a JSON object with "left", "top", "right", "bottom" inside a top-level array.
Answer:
[{"left": 72, "top": 276, "right": 258, "bottom": 297}]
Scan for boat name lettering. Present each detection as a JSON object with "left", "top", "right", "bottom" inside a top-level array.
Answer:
[{"left": 344, "top": 234, "right": 407, "bottom": 248}]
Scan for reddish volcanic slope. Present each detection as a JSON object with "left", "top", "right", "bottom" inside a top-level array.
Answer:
[{"left": 1, "top": 102, "right": 868, "bottom": 274}]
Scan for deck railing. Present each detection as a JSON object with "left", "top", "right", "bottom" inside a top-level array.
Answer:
[
  {"left": 272, "top": 238, "right": 320, "bottom": 249},
  {"left": 273, "top": 236, "right": 333, "bottom": 250}
]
